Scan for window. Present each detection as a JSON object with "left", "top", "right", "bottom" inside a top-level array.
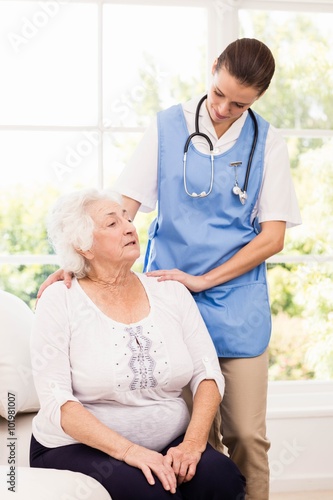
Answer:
[{"left": 1, "top": 0, "right": 332, "bottom": 381}]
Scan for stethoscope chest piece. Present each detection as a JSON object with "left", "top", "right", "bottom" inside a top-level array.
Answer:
[{"left": 230, "top": 161, "right": 248, "bottom": 205}]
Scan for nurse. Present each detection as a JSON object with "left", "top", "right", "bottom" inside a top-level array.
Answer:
[{"left": 114, "top": 38, "right": 302, "bottom": 499}]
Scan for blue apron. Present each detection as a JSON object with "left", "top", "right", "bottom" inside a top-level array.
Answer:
[{"left": 144, "top": 103, "right": 271, "bottom": 358}]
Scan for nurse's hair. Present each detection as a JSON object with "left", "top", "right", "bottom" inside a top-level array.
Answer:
[
  {"left": 47, "top": 188, "right": 122, "bottom": 278},
  {"left": 215, "top": 38, "right": 275, "bottom": 96}
]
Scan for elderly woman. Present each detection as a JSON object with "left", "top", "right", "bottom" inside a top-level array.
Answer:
[{"left": 30, "top": 188, "right": 245, "bottom": 500}]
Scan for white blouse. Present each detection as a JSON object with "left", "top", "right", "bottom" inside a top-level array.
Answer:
[{"left": 31, "top": 274, "right": 224, "bottom": 452}]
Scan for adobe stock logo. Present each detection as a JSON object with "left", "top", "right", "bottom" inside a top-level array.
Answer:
[
  {"left": 270, "top": 439, "right": 306, "bottom": 481},
  {"left": 8, "top": 1, "right": 67, "bottom": 53},
  {"left": 52, "top": 129, "right": 102, "bottom": 182}
]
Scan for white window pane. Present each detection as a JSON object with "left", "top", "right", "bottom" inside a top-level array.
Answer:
[
  {"left": 103, "top": 4, "right": 207, "bottom": 127},
  {"left": 268, "top": 262, "right": 333, "bottom": 381},
  {"left": 103, "top": 131, "right": 144, "bottom": 187},
  {"left": 284, "top": 136, "right": 333, "bottom": 253},
  {"left": 0, "top": 1, "right": 98, "bottom": 126},
  {"left": 0, "top": 131, "right": 100, "bottom": 190}
]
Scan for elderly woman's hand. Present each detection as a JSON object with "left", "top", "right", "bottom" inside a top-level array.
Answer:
[
  {"left": 163, "top": 440, "right": 203, "bottom": 485},
  {"left": 145, "top": 269, "right": 208, "bottom": 293},
  {"left": 122, "top": 443, "right": 177, "bottom": 494}
]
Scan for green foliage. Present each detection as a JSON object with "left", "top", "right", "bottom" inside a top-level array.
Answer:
[
  {"left": 0, "top": 263, "right": 59, "bottom": 310},
  {"left": 0, "top": 185, "right": 60, "bottom": 309},
  {"left": 267, "top": 264, "right": 303, "bottom": 317},
  {"left": 294, "top": 264, "right": 333, "bottom": 380},
  {"left": 268, "top": 314, "right": 315, "bottom": 381},
  {"left": 247, "top": 12, "right": 333, "bottom": 130},
  {"left": 0, "top": 185, "right": 59, "bottom": 255},
  {"left": 288, "top": 140, "right": 333, "bottom": 254},
  {"left": 266, "top": 136, "right": 333, "bottom": 380},
  {"left": 241, "top": 11, "right": 333, "bottom": 379}
]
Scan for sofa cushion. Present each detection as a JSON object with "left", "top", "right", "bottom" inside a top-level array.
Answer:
[
  {"left": 0, "top": 466, "right": 111, "bottom": 499},
  {"left": 0, "top": 291, "right": 39, "bottom": 419}
]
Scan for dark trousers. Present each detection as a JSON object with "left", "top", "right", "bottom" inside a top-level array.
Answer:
[{"left": 30, "top": 434, "right": 245, "bottom": 500}]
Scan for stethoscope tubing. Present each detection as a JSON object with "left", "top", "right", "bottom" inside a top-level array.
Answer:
[
  {"left": 243, "top": 108, "right": 258, "bottom": 194},
  {"left": 183, "top": 94, "right": 258, "bottom": 201}
]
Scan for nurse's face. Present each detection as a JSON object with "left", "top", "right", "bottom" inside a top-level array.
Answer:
[{"left": 206, "top": 63, "right": 260, "bottom": 131}]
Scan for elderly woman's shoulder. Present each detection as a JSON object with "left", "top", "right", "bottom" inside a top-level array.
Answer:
[
  {"left": 139, "top": 273, "right": 190, "bottom": 297},
  {"left": 37, "top": 279, "right": 75, "bottom": 306}
]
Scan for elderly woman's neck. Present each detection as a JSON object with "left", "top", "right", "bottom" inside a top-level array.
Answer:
[
  {"left": 83, "top": 265, "right": 135, "bottom": 289},
  {"left": 78, "top": 266, "right": 149, "bottom": 323}
]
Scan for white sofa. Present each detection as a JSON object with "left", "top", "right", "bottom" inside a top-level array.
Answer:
[{"left": 0, "top": 290, "right": 111, "bottom": 499}]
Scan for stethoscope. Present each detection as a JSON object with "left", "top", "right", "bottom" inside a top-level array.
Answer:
[{"left": 183, "top": 94, "right": 258, "bottom": 204}]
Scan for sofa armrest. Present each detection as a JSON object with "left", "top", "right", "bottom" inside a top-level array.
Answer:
[
  {"left": 0, "top": 466, "right": 111, "bottom": 499},
  {"left": 0, "top": 414, "right": 112, "bottom": 498}
]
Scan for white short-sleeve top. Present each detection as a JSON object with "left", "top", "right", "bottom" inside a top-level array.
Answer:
[{"left": 114, "top": 95, "right": 301, "bottom": 228}]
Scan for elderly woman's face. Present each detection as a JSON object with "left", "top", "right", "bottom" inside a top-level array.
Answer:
[{"left": 87, "top": 199, "right": 140, "bottom": 265}]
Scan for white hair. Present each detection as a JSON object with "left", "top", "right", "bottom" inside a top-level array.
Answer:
[{"left": 47, "top": 188, "right": 122, "bottom": 278}]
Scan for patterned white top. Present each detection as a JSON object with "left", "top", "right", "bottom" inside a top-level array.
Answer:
[{"left": 31, "top": 274, "right": 224, "bottom": 451}]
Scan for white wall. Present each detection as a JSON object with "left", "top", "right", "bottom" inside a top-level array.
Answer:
[{"left": 267, "top": 380, "right": 333, "bottom": 493}]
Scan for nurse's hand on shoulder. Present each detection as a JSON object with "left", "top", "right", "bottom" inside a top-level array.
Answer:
[
  {"left": 146, "top": 269, "right": 207, "bottom": 293},
  {"left": 37, "top": 268, "right": 74, "bottom": 299}
]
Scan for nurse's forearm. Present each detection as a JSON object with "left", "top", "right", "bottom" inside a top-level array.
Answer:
[{"left": 203, "top": 220, "right": 286, "bottom": 289}]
